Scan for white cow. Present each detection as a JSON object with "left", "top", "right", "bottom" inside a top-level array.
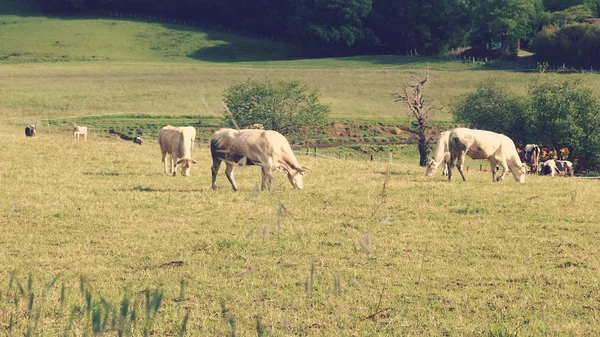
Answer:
[
  {"left": 447, "top": 128, "right": 526, "bottom": 183},
  {"left": 158, "top": 125, "right": 197, "bottom": 177},
  {"left": 133, "top": 136, "right": 144, "bottom": 145},
  {"left": 210, "top": 128, "right": 307, "bottom": 191},
  {"left": 72, "top": 125, "right": 88, "bottom": 141},
  {"left": 523, "top": 144, "right": 541, "bottom": 174},
  {"left": 425, "top": 130, "right": 451, "bottom": 176}
]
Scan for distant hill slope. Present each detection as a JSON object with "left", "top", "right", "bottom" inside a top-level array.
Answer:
[
  {"left": 0, "top": 11, "right": 305, "bottom": 64},
  {"left": 0, "top": 7, "right": 487, "bottom": 71}
]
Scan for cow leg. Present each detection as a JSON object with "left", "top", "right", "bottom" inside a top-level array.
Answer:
[
  {"left": 225, "top": 162, "right": 238, "bottom": 191},
  {"left": 162, "top": 151, "right": 169, "bottom": 174},
  {"left": 455, "top": 152, "right": 468, "bottom": 181},
  {"left": 261, "top": 167, "right": 273, "bottom": 191},
  {"left": 447, "top": 154, "right": 455, "bottom": 181},
  {"left": 496, "top": 159, "right": 508, "bottom": 182},
  {"left": 171, "top": 155, "right": 178, "bottom": 176},
  {"left": 211, "top": 159, "right": 222, "bottom": 190}
]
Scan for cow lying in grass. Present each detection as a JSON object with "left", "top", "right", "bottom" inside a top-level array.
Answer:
[
  {"left": 425, "top": 130, "right": 451, "bottom": 176},
  {"left": 539, "top": 159, "right": 574, "bottom": 177},
  {"left": 73, "top": 125, "right": 88, "bottom": 141},
  {"left": 448, "top": 128, "right": 526, "bottom": 183},
  {"left": 25, "top": 125, "right": 36, "bottom": 137},
  {"left": 158, "top": 125, "right": 197, "bottom": 177},
  {"left": 210, "top": 128, "right": 307, "bottom": 191}
]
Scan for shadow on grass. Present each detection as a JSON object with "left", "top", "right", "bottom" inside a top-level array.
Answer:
[
  {"left": 127, "top": 185, "right": 206, "bottom": 193},
  {"left": 83, "top": 171, "right": 162, "bottom": 177}
]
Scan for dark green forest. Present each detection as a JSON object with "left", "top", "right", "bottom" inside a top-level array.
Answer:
[{"left": 19, "top": 0, "right": 600, "bottom": 66}]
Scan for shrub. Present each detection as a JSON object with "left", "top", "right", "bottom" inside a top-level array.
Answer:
[{"left": 222, "top": 79, "right": 330, "bottom": 135}]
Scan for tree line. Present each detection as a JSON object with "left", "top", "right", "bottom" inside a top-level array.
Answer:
[{"left": 22, "top": 0, "right": 600, "bottom": 66}]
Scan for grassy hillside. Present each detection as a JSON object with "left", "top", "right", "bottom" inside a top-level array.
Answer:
[
  {"left": 7, "top": 9, "right": 599, "bottom": 125},
  {"left": 2, "top": 123, "right": 600, "bottom": 336}
]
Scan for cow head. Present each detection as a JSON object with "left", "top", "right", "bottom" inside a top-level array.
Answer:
[
  {"left": 176, "top": 157, "right": 197, "bottom": 176},
  {"left": 287, "top": 166, "right": 308, "bottom": 190},
  {"left": 512, "top": 163, "right": 527, "bottom": 183},
  {"left": 425, "top": 158, "right": 439, "bottom": 176}
]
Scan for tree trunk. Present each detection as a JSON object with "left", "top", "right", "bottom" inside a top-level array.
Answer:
[{"left": 418, "top": 119, "right": 427, "bottom": 166}]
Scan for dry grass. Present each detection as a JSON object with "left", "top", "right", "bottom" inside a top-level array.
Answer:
[{"left": 1, "top": 123, "right": 600, "bottom": 336}]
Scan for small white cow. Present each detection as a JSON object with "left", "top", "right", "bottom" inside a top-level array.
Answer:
[
  {"left": 133, "top": 136, "right": 144, "bottom": 145},
  {"left": 158, "top": 125, "right": 197, "bottom": 176},
  {"left": 447, "top": 128, "right": 526, "bottom": 183},
  {"left": 523, "top": 144, "right": 541, "bottom": 174},
  {"left": 425, "top": 130, "right": 451, "bottom": 176},
  {"left": 210, "top": 128, "right": 307, "bottom": 191},
  {"left": 72, "top": 125, "right": 88, "bottom": 141},
  {"left": 244, "top": 124, "right": 265, "bottom": 130}
]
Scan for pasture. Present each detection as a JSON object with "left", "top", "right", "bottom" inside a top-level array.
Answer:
[
  {"left": 2, "top": 7, "right": 600, "bottom": 336},
  {"left": 1, "top": 124, "right": 600, "bottom": 336}
]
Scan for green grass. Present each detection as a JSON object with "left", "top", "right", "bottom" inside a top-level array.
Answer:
[
  {"left": 2, "top": 6, "right": 600, "bottom": 335},
  {"left": 1, "top": 123, "right": 600, "bottom": 336}
]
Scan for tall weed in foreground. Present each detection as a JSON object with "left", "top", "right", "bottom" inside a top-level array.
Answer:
[{"left": 1, "top": 273, "right": 191, "bottom": 336}]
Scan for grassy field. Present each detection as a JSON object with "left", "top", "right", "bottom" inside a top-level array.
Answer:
[
  {"left": 3, "top": 4, "right": 600, "bottom": 336},
  {"left": 3, "top": 10, "right": 600, "bottom": 125},
  {"left": 2, "top": 124, "right": 600, "bottom": 336}
]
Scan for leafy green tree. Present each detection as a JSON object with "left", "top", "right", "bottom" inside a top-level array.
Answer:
[
  {"left": 469, "top": 0, "right": 543, "bottom": 54},
  {"left": 368, "top": 0, "right": 471, "bottom": 54},
  {"left": 528, "top": 77, "right": 600, "bottom": 167},
  {"left": 287, "top": 0, "right": 373, "bottom": 49},
  {"left": 549, "top": 4, "right": 593, "bottom": 24},
  {"left": 584, "top": 0, "right": 600, "bottom": 16},
  {"left": 222, "top": 79, "right": 330, "bottom": 135},
  {"left": 451, "top": 78, "right": 531, "bottom": 146}
]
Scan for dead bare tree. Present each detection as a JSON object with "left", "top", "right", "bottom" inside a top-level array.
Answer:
[{"left": 395, "top": 71, "right": 442, "bottom": 166}]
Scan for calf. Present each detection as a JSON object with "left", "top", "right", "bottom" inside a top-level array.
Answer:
[
  {"left": 25, "top": 125, "right": 36, "bottom": 137},
  {"left": 73, "top": 125, "right": 88, "bottom": 141},
  {"left": 158, "top": 126, "right": 197, "bottom": 176}
]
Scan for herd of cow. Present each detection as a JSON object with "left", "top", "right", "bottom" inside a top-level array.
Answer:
[
  {"left": 24, "top": 123, "right": 574, "bottom": 189},
  {"left": 425, "top": 127, "right": 575, "bottom": 183},
  {"left": 155, "top": 125, "right": 307, "bottom": 191}
]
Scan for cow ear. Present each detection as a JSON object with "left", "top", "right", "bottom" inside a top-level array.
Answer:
[
  {"left": 191, "top": 159, "right": 197, "bottom": 164},
  {"left": 300, "top": 165, "right": 311, "bottom": 172},
  {"left": 176, "top": 158, "right": 184, "bottom": 165}
]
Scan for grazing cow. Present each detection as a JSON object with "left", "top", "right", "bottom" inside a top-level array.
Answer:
[
  {"left": 133, "top": 137, "right": 144, "bottom": 145},
  {"left": 447, "top": 128, "right": 526, "bottom": 183},
  {"left": 425, "top": 130, "right": 451, "bottom": 176},
  {"left": 211, "top": 128, "right": 307, "bottom": 191},
  {"left": 244, "top": 124, "right": 265, "bottom": 130},
  {"left": 539, "top": 159, "right": 574, "bottom": 176},
  {"left": 523, "top": 144, "right": 541, "bottom": 174},
  {"left": 72, "top": 125, "right": 88, "bottom": 141},
  {"left": 158, "top": 126, "right": 197, "bottom": 176},
  {"left": 25, "top": 125, "right": 36, "bottom": 137}
]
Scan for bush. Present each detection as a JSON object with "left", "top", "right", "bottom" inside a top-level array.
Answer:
[
  {"left": 532, "top": 23, "right": 600, "bottom": 67},
  {"left": 451, "top": 78, "right": 530, "bottom": 146},
  {"left": 222, "top": 79, "right": 330, "bottom": 135}
]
